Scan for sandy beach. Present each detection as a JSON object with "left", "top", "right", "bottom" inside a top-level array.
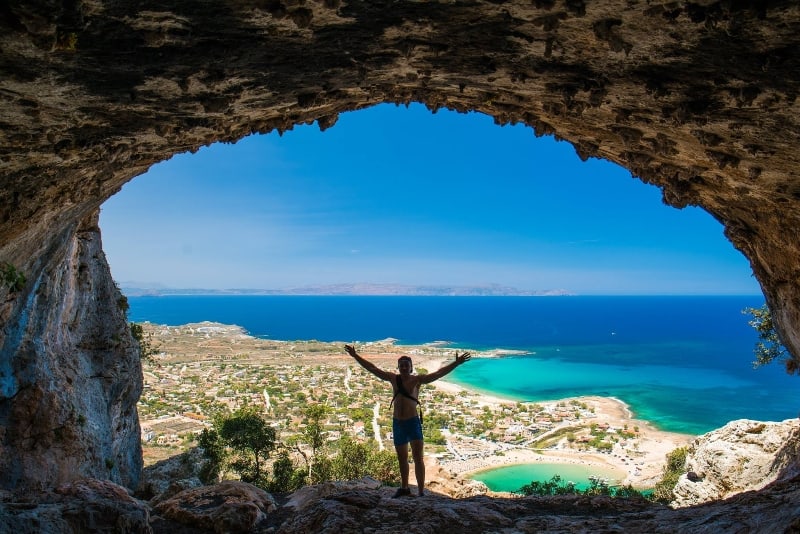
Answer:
[
  {"left": 414, "top": 353, "right": 693, "bottom": 489},
  {"left": 138, "top": 328, "right": 695, "bottom": 489}
]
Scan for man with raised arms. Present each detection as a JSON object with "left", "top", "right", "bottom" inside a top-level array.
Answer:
[{"left": 344, "top": 344, "right": 472, "bottom": 497}]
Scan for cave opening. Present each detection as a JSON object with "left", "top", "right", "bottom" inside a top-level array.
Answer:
[
  {"left": 1, "top": 2, "right": 799, "bottom": 525},
  {"left": 100, "top": 103, "right": 757, "bottom": 296},
  {"left": 94, "top": 102, "right": 798, "bottom": 496}
]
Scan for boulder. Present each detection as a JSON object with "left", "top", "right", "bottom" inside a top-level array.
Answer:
[{"left": 672, "top": 418, "right": 800, "bottom": 507}]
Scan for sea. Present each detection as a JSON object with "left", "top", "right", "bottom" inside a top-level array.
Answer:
[
  {"left": 128, "top": 294, "right": 799, "bottom": 492},
  {"left": 127, "top": 294, "right": 798, "bottom": 437}
]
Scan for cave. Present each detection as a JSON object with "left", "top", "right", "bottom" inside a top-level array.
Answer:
[{"left": 1, "top": 0, "right": 799, "bottom": 529}]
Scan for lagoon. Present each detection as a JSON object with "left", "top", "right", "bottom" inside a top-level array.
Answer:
[{"left": 471, "top": 462, "right": 626, "bottom": 493}]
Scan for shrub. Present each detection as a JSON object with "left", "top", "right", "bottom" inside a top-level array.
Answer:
[
  {"left": 130, "top": 323, "right": 156, "bottom": 361},
  {"left": 743, "top": 304, "right": 796, "bottom": 374},
  {"left": 268, "top": 449, "right": 306, "bottom": 493},
  {"left": 517, "top": 474, "right": 646, "bottom": 499},
  {"left": 652, "top": 446, "right": 688, "bottom": 503},
  {"left": 1, "top": 262, "right": 25, "bottom": 292}
]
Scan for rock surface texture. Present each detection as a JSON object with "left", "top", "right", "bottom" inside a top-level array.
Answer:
[
  {"left": 2, "top": 473, "right": 800, "bottom": 534},
  {"left": 672, "top": 418, "right": 800, "bottom": 507},
  {"left": 1, "top": 0, "right": 800, "bottom": 528},
  {"left": 0, "top": 211, "right": 142, "bottom": 491}
]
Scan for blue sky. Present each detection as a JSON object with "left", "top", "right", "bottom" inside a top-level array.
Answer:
[{"left": 99, "top": 103, "right": 760, "bottom": 295}]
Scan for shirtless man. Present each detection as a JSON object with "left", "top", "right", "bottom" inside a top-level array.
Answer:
[{"left": 344, "top": 344, "right": 471, "bottom": 497}]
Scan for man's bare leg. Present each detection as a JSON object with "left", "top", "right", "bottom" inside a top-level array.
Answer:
[
  {"left": 396, "top": 443, "right": 410, "bottom": 490},
  {"left": 410, "top": 439, "right": 425, "bottom": 495}
]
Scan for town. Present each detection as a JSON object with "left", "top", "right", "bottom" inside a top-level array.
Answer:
[{"left": 138, "top": 321, "right": 688, "bottom": 487}]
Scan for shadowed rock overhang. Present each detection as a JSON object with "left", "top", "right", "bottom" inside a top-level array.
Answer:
[{"left": 0, "top": 0, "right": 799, "bottom": 510}]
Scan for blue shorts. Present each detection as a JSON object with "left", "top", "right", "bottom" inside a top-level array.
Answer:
[{"left": 392, "top": 416, "right": 423, "bottom": 446}]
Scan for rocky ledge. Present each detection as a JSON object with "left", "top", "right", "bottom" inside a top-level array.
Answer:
[
  {"left": 1, "top": 418, "right": 798, "bottom": 533},
  {"left": 1, "top": 473, "right": 799, "bottom": 534}
]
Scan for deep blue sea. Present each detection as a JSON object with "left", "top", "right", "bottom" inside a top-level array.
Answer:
[{"left": 127, "top": 295, "right": 798, "bottom": 435}]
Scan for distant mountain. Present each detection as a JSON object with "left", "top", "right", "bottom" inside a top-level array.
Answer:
[{"left": 119, "top": 282, "right": 574, "bottom": 297}]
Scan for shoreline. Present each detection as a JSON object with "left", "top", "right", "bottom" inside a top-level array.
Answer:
[
  {"left": 139, "top": 323, "right": 695, "bottom": 489},
  {"left": 418, "top": 352, "right": 693, "bottom": 489}
]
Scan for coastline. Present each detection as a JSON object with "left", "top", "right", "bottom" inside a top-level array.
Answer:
[
  {"left": 418, "top": 353, "right": 693, "bottom": 489},
  {"left": 434, "top": 382, "right": 692, "bottom": 488},
  {"left": 138, "top": 323, "right": 695, "bottom": 490}
]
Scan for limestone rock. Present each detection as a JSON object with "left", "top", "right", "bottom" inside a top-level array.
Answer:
[
  {"left": 425, "top": 463, "right": 490, "bottom": 498},
  {"left": 672, "top": 418, "right": 800, "bottom": 507},
  {"left": 283, "top": 476, "right": 383, "bottom": 512},
  {"left": 271, "top": 477, "right": 800, "bottom": 534},
  {"left": 152, "top": 480, "right": 277, "bottom": 534},
  {"left": 137, "top": 447, "right": 205, "bottom": 504},
  {"left": 0, "top": 473, "right": 796, "bottom": 533},
  {"left": 0, "top": 211, "right": 142, "bottom": 492},
  {"left": 0, "top": 478, "right": 151, "bottom": 534}
]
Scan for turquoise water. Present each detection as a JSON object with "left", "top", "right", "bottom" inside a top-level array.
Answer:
[
  {"left": 127, "top": 295, "right": 799, "bottom": 435},
  {"left": 471, "top": 463, "right": 624, "bottom": 493},
  {"left": 446, "top": 343, "right": 777, "bottom": 435}
]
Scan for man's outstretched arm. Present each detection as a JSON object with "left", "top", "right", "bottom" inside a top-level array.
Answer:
[
  {"left": 419, "top": 352, "right": 471, "bottom": 384},
  {"left": 344, "top": 344, "right": 394, "bottom": 381}
]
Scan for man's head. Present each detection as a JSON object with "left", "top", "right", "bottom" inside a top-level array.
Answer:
[{"left": 397, "top": 356, "right": 413, "bottom": 374}]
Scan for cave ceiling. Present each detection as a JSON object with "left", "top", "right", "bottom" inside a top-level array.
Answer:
[{"left": 1, "top": 0, "right": 800, "bottom": 361}]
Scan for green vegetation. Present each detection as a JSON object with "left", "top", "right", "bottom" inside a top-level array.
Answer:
[
  {"left": 54, "top": 31, "right": 78, "bottom": 51},
  {"left": 517, "top": 474, "right": 645, "bottom": 499},
  {"left": 297, "top": 403, "right": 330, "bottom": 484},
  {"left": 198, "top": 406, "right": 277, "bottom": 487},
  {"left": 268, "top": 449, "right": 307, "bottom": 493},
  {"left": 1, "top": 262, "right": 26, "bottom": 292},
  {"left": 117, "top": 288, "right": 129, "bottom": 313},
  {"left": 651, "top": 446, "right": 688, "bottom": 503},
  {"left": 137, "top": 325, "right": 664, "bottom": 496},
  {"left": 743, "top": 304, "right": 796, "bottom": 374},
  {"left": 130, "top": 322, "right": 156, "bottom": 362},
  {"left": 532, "top": 425, "right": 583, "bottom": 448},
  {"left": 197, "top": 404, "right": 399, "bottom": 493}
]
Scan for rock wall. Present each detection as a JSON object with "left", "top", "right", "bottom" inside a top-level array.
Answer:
[
  {"left": 1, "top": 0, "right": 800, "bottom": 499},
  {"left": 672, "top": 418, "right": 800, "bottom": 507},
  {"left": 0, "top": 211, "right": 142, "bottom": 492}
]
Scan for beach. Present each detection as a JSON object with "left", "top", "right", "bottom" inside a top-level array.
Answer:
[
  {"left": 138, "top": 322, "right": 697, "bottom": 490},
  {"left": 418, "top": 354, "right": 693, "bottom": 489}
]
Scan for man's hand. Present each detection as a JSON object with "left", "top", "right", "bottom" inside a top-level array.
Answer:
[
  {"left": 344, "top": 344, "right": 358, "bottom": 358},
  {"left": 455, "top": 352, "right": 472, "bottom": 365}
]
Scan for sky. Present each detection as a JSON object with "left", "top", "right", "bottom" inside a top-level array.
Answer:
[{"left": 99, "top": 102, "right": 761, "bottom": 296}]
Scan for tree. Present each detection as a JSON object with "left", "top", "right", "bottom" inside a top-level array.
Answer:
[
  {"left": 198, "top": 406, "right": 277, "bottom": 487},
  {"left": 298, "top": 403, "right": 330, "bottom": 484},
  {"left": 219, "top": 406, "right": 277, "bottom": 484},
  {"left": 424, "top": 426, "right": 447, "bottom": 446},
  {"left": 518, "top": 475, "right": 577, "bottom": 496},
  {"left": 368, "top": 449, "right": 400, "bottom": 485},
  {"left": 331, "top": 436, "right": 371, "bottom": 481},
  {"left": 517, "top": 474, "right": 645, "bottom": 499},
  {"left": 197, "top": 428, "right": 226, "bottom": 484},
  {"left": 743, "top": 304, "right": 797, "bottom": 374},
  {"left": 268, "top": 448, "right": 306, "bottom": 493}
]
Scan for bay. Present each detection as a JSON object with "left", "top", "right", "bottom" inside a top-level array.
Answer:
[
  {"left": 126, "top": 294, "right": 799, "bottom": 435},
  {"left": 471, "top": 463, "right": 625, "bottom": 493}
]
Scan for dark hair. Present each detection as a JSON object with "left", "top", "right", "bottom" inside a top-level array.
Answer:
[{"left": 397, "top": 356, "right": 412, "bottom": 365}]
